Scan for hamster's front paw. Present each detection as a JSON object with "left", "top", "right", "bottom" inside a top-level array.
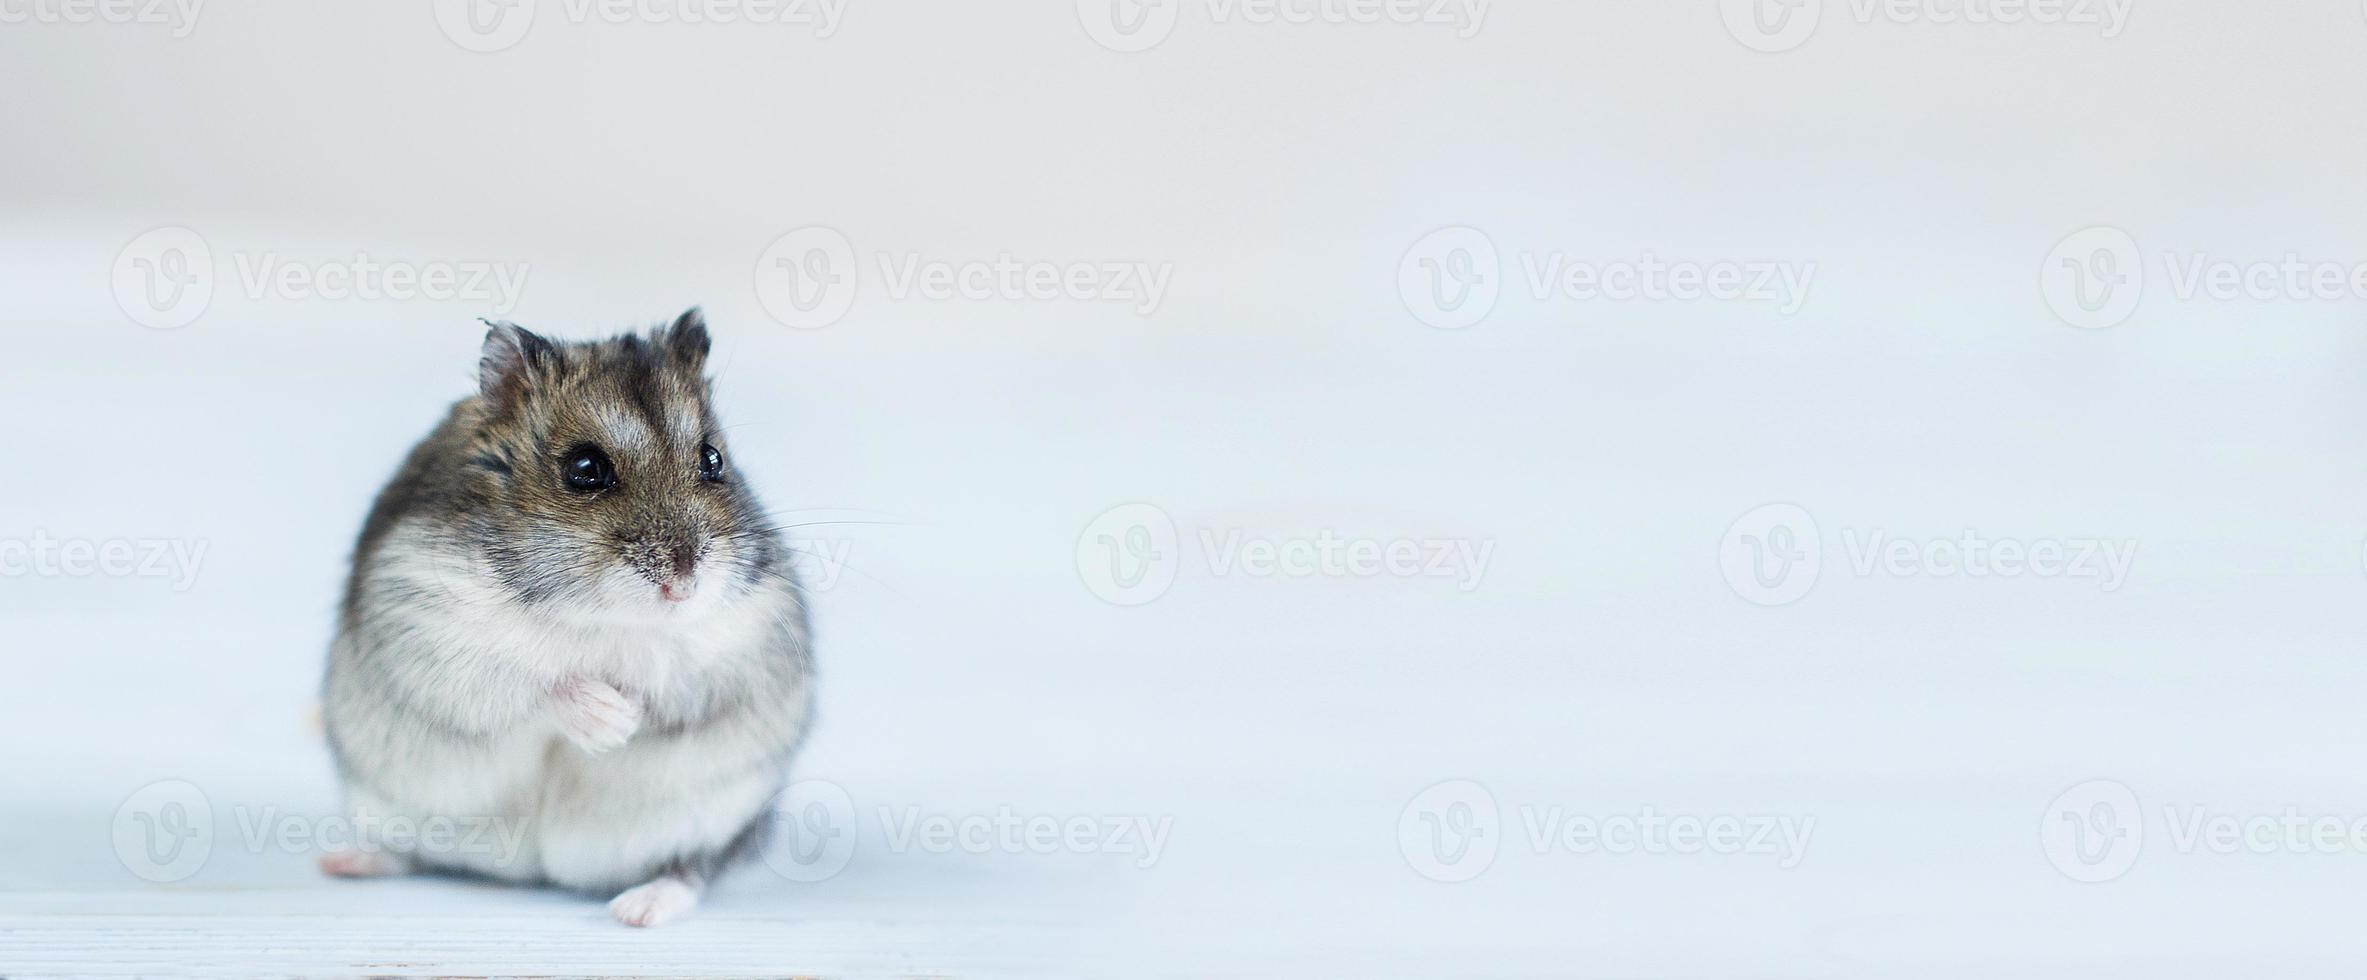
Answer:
[{"left": 553, "top": 678, "right": 641, "bottom": 753}]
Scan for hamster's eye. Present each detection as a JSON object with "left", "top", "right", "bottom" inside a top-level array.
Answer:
[
  {"left": 563, "top": 445, "right": 617, "bottom": 493},
  {"left": 698, "top": 444, "right": 726, "bottom": 483}
]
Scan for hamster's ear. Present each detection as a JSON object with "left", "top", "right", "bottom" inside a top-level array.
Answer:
[
  {"left": 479, "top": 318, "right": 556, "bottom": 406},
  {"left": 663, "top": 306, "right": 710, "bottom": 373}
]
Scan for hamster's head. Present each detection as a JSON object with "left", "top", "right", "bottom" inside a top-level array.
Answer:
[{"left": 455, "top": 308, "right": 777, "bottom": 621}]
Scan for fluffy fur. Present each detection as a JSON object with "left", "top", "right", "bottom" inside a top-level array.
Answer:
[{"left": 321, "top": 308, "right": 812, "bottom": 927}]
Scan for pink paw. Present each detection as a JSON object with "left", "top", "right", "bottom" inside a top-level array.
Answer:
[
  {"left": 318, "top": 849, "right": 408, "bottom": 878},
  {"left": 554, "top": 678, "right": 641, "bottom": 754},
  {"left": 609, "top": 876, "right": 699, "bottom": 927}
]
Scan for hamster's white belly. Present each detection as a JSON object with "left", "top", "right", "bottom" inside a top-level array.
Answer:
[{"left": 349, "top": 724, "right": 781, "bottom": 892}]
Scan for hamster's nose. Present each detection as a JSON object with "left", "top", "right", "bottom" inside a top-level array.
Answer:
[{"left": 657, "top": 542, "right": 700, "bottom": 603}]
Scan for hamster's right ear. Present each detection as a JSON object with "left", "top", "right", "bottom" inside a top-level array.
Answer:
[{"left": 479, "top": 319, "right": 557, "bottom": 407}]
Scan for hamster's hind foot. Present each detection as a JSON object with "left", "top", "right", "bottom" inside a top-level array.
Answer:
[
  {"left": 318, "top": 849, "right": 412, "bottom": 879},
  {"left": 608, "top": 872, "right": 701, "bottom": 927}
]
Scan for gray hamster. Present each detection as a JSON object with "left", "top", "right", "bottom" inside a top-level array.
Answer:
[{"left": 321, "top": 308, "right": 813, "bottom": 927}]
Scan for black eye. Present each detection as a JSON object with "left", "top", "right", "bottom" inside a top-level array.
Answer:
[
  {"left": 698, "top": 444, "right": 726, "bottom": 483},
  {"left": 563, "top": 445, "right": 616, "bottom": 492}
]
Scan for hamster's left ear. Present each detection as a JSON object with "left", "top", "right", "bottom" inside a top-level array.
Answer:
[
  {"left": 664, "top": 306, "right": 710, "bottom": 372},
  {"left": 479, "top": 318, "right": 557, "bottom": 409}
]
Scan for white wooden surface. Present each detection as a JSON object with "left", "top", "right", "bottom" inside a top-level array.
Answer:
[{"left": 1, "top": 840, "right": 1096, "bottom": 978}]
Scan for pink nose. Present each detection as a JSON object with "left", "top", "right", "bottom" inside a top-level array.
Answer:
[{"left": 659, "top": 579, "right": 695, "bottom": 603}]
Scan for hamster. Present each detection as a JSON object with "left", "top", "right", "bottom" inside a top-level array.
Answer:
[{"left": 320, "top": 308, "right": 813, "bottom": 927}]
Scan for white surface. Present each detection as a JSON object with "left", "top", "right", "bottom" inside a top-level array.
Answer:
[{"left": 8, "top": 1, "right": 2367, "bottom": 976}]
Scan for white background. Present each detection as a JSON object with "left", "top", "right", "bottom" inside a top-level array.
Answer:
[{"left": 7, "top": 0, "right": 2367, "bottom": 975}]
